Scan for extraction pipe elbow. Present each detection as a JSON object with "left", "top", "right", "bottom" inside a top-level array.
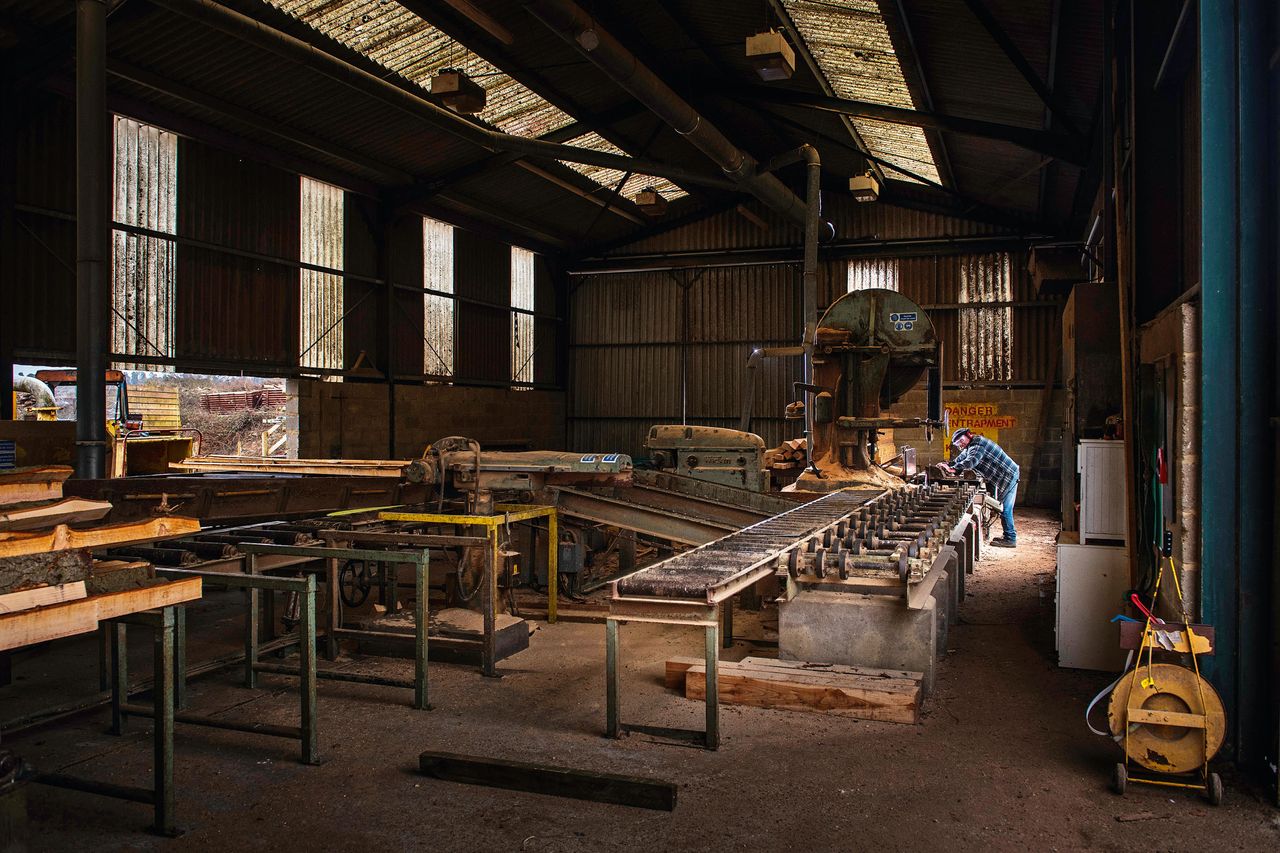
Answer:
[{"left": 14, "top": 375, "right": 55, "bottom": 409}]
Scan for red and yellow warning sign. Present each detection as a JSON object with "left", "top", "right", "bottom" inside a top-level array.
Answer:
[{"left": 945, "top": 402, "right": 1016, "bottom": 458}]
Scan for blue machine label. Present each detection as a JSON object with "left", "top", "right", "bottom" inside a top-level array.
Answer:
[
  {"left": 602, "top": 453, "right": 621, "bottom": 464},
  {"left": 0, "top": 440, "right": 14, "bottom": 469},
  {"left": 890, "top": 311, "right": 916, "bottom": 332},
  {"left": 580, "top": 454, "right": 597, "bottom": 464}
]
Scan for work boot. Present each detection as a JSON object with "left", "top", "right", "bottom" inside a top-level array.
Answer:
[{"left": 990, "top": 537, "right": 1016, "bottom": 548}]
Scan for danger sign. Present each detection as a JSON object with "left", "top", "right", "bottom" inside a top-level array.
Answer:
[{"left": 945, "top": 402, "right": 1016, "bottom": 459}]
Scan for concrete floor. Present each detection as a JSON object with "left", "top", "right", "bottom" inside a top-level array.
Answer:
[{"left": 5, "top": 509, "right": 1279, "bottom": 851}]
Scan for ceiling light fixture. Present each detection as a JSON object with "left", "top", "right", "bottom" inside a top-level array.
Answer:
[
  {"left": 849, "top": 171, "right": 881, "bottom": 203},
  {"left": 746, "top": 29, "right": 795, "bottom": 81},
  {"left": 432, "top": 69, "right": 487, "bottom": 113},
  {"left": 634, "top": 187, "right": 669, "bottom": 217}
]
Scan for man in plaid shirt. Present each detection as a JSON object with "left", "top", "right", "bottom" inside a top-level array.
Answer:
[{"left": 942, "top": 428, "right": 1020, "bottom": 548}]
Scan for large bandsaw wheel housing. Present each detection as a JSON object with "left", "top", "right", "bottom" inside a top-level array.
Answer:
[
  {"left": 815, "top": 288, "right": 938, "bottom": 407},
  {"left": 800, "top": 289, "right": 940, "bottom": 488},
  {"left": 1106, "top": 663, "right": 1226, "bottom": 773}
]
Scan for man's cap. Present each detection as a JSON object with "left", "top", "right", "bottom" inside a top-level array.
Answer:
[{"left": 951, "top": 427, "right": 973, "bottom": 446}]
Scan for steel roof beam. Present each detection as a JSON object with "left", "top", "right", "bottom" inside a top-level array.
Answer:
[
  {"left": 886, "top": 0, "right": 956, "bottom": 188},
  {"left": 107, "top": 59, "right": 414, "bottom": 185},
  {"left": 148, "top": 0, "right": 738, "bottom": 208},
  {"left": 959, "top": 0, "right": 1084, "bottom": 139},
  {"left": 391, "top": 101, "right": 650, "bottom": 209},
  {"left": 521, "top": 0, "right": 828, "bottom": 235},
  {"left": 733, "top": 83, "right": 1088, "bottom": 166}
]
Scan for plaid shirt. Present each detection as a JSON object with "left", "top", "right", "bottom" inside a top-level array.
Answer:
[{"left": 952, "top": 436, "right": 1019, "bottom": 499}]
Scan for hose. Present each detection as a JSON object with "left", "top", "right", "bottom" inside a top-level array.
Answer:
[{"left": 1084, "top": 649, "right": 1134, "bottom": 738}]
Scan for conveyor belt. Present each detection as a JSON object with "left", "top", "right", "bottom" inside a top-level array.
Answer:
[{"left": 615, "top": 488, "right": 883, "bottom": 601}]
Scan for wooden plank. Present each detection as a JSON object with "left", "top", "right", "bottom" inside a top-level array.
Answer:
[
  {"left": 738, "top": 656, "right": 923, "bottom": 682},
  {"left": 0, "top": 581, "right": 88, "bottom": 614},
  {"left": 0, "top": 576, "right": 201, "bottom": 651},
  {"left": 0, "top": 516, "right": 201, "bottom": 557},
  {"left": 683, "top": 663, "right": 920, "bottom": 724},
  {"left": 0, "top": 549, "right": 93, "bottom": 595},
  {"left": 0, "top": 465, "right": 72, "bottom": 504},
  {"left": 1126, "top": 707, "right": 1206, "bottom": 729},
  {"left": 0, "top": 498, "right": 114, "bottom": 531},
  {"left": 93, "top": 577, "right": 202, "bottom": 621},
  {"left": 418, "top": 751, "right": 676, "bottom": 811},
  {"left": 665, "top": 655, "right": 921, "bottom": 688}
]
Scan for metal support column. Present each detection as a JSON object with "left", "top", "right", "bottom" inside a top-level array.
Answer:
[
  {"left": 1198, "top": 0, "right": 1240, "bottom": 739},
  {"left": 75, "top": 0, "right": 110, "bottom": 479},
  {"left": 704, "top": 622, "right": 720, "bottom": 750}
]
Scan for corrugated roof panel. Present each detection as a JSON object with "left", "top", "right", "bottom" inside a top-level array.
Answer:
[
  {"left": 780, "top": 0, "right": 940, "bottom": 184},
  {"left": 269, "top": 0, "right": 575, "bottom": 137},
  {"left": 559, "top": 132, "right": 689, "bottom": 201}
]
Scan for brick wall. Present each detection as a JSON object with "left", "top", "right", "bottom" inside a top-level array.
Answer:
[
  {"left": 292, "top": 379, "right": 566, "bottom": 459},
  {"left": 891, "top": 386, "right": 1065, "bottom": 507}
]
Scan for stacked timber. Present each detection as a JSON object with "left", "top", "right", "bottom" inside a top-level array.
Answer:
[
  {"left": 0, "top": 466, "right": 200, "bottom": 614},
  {"left": 766, "top": 438, "right": 808, "bottom": 469},
  {"left": 665, "top": 655, "right": 923, "bottom": 724}
]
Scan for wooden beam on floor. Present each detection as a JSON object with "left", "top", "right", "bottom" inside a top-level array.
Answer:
[{"left": 418, "top": 751, "right": 677, "bottom": 811}]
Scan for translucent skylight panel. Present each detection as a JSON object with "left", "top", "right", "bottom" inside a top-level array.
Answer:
[
  {"left": 270, "top": 0, "right": 575, "bottom": 137},
  {"left": 560, "top": 132, "right": 689, "bottom": 201},
  {"left": 781, "top": 0, "right": 941, "bottom": 184}
]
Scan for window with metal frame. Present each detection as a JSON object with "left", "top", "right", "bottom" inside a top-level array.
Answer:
[
  {"left": 299, "top": 176, "right": 344, "bottom": 376},
  {"left": 958, "top": 252, "right": 1013, "bottom": 382},
  {"left": 423, "top": 216, "right": 455, "bottom": 378},
  {"left": 112, "top": 116, "right": 177, "bottom": 370},
  {"left": 511, "top": 247, "right": 536, "bottom": 389},
  {"left": 846, "top": 257, "right": 900, "bottom": 292}
]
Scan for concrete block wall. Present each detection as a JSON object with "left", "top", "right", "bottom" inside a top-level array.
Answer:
[
  {"left": 891, "top": 386, "right": 1065, "bottom": 507},
  {"left": 292, "top": 379, "right": 567, "bottom": 459}
]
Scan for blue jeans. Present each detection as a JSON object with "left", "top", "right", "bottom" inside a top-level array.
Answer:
[{"left": 1000, "top": 475, "right": 1018, "bottom": 543}]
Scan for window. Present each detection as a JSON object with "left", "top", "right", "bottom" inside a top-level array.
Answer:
[
  {"left": 423, "top": 216, "right": 455, "bottom": 377},
  {"left": 847, "top": 258, "right": 899, "bottom": 292},
  {"left": 299, "top": 177, "right": 344, "bottom": 375},
  {"left": 112, "top": 116, "right": 177, "bottom": 370},
  {"left": 511, "top": 247, "right": 536, "bottom": 388},
  {"left": 958, "top": 252, "right": 1013, "bottom": 382}
]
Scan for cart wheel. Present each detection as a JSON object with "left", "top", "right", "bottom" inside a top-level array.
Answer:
[
  {"left": 1110, "top": 763, "right": 1127, "bottom": 795},
  {"left": 339, "top": 560, "right": 372, "bottom": 608},
  {"left": 1206, "top": 772, "right": 1223, "bottom": 806}
]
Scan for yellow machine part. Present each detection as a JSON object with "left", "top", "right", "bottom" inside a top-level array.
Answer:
[{"left": 1107, "top": 662, "right": 1225, "bottom": 774}]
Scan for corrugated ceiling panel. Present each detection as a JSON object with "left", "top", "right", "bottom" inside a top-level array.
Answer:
[{"left": 780, "top": 0, "right": 940, "bottom": 184}]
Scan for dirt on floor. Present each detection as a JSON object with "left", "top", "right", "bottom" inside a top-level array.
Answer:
[{"left": 4, "top": 509, "right": 1278, "bottom": 851}]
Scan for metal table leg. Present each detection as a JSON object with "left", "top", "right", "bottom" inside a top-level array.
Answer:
[
  {"left": 605, "top": 618, "right": 620, "bottom": 739},
  {"left": 298, "top": 574, "right": 319, "bottom": 766},
  {"left": 325, "top": 557, "right": 339, "bottom": 661},
  {"left": 414, "top": 556, "right": 429, "bottom": 710},
  {"left": 150, "top": 606, "right": 177, "bottom": 836},
  {"left": 704, "top": 621, "right": 720, "bottom": 750},
  {"left": 173, "top": 605, "right": 187, "bottom": 710},
  {"left": 110, "top": 622, "right": 128, "bottom": 735}
]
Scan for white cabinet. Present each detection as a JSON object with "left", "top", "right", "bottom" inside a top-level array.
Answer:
[
  {"left": 1078, "top": 439, "right": 1127, "bottom": 544},
  {"left": 1056, "top": 537, "right": 1129, "bottom": 671}
]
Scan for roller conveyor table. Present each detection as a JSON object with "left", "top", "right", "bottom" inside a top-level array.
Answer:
[{"left": 614, "top": 488, "right": 883, "bottom": 602}]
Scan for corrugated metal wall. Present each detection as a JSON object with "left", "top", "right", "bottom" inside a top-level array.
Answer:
[
  {"left": 7, "top": 96, "right": 566, "bottom": 391},
  {"left": 454, "top": 228, "right": 512, "bottom": 384},
  {"left": 569, "top": 196, "right": 1057, "bottom": 457},
  {"left": 12, "top": 97, "right": 76, "bottom": 361},
  {"left": 176, "top": 138, "right": 300, "bottom": 371}
]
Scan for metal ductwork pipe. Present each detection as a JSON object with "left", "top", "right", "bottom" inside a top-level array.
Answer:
[
  {"left": 152, "top": 0, "right": 737, "bottom": 192},
  {"left": 76, "top": 0, "right": 109, "bottom": 479},
  {"left": 522, "top": 0, "right": 834, "bottom": 239},
  {"left": 13, "top": 375, "right": 56, "bottom": 410}
]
